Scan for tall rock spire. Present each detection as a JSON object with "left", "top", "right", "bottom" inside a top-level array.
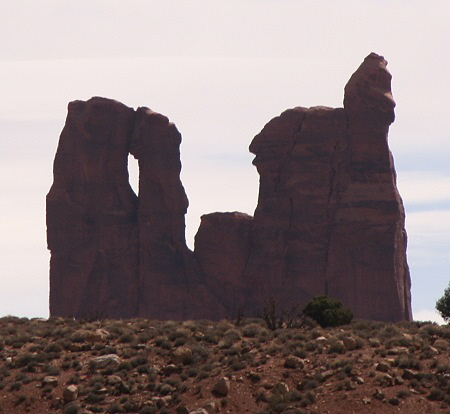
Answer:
[
  {"left": 241, "top": 52, "right": 411, "bottom": 321},
  {"left": 47, "top": 97, "right": 139, "bottom": 318}
]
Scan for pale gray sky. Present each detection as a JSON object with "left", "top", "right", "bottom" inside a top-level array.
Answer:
[{"left": 1, "top": 1, "right": 449, "bottom": 322}]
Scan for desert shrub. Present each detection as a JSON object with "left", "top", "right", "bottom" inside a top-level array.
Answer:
[
  {"left": 298, "top": 379, "right": 319, "bottom": 390},
  {"left": 302, "top": 296, "right": 353, "bottom": 328},
  {"left": 436, "top": 282, "right": 450, "bottom": 322},
  {"left": 103, "top": 323, "right": 126, "bottom": 338},
  {"left": 229, "top": 359, "right": 246, "bottom": 371},
  {"left": 397, "top": 389, "right": 411, "bottom": 399},
  {"left": 159, "top": 383, "right": 174, "bottom": 396},
  {"left": 44, "top": 364, "right": 60, "bottom": 375},
  {"left": 190, "top": 344, "right": 210, "bottom": 363},
  {"left": 106, "top": 403, "right": 123, "bottom": 413},
  {"left": 137, "top": 364, "right": 149, "bottom": 374},
  {"left": 85, "top": 392, "right": 105, "bottom": 404},
  {"left": 14, "top": 353, "right": 34, "bottom": 368},
  {"left": 395, "top": 355, "right": 421, "bottom": 370},
  {"left": 87, "top": 375, "right": 105, "bottom": 387},
  {"left": 388, "top": 397, "right": 400, "bottom": 405},
  {"left": 223, "top": 328, "right": 242, "bottom": 343},
  {"left": 242, "top": 323, "right": 265, "bottom": 338},
  {"left": 130, "top": 356, "right": 147, "bottom": 367},
  {"left": 154, "top": 336, "right": 172, "bottom": 350},
  {"left": 123, "top": 400, "right": 139, "bottom": 412},
  {"left": 418, "top": 323, "right": 441, "bottom": 339},
  {"left": 64, "top": 403, "right": 81, "bottom": 414},
  {"left": 328, "top": 340, "right": 345, "bottom": 354},
  {"left": 139, "top": 406, "right": 157, "bottom": 414},
  {"left": 305, "top": 341, "right": 318, "bottom": 352},
  {"left": 378, "top": 324, "right": 401, "bottom": 340},
  {"left": 186, "top": 367, "right": 198, "bottom": 377},
  {"left": 168, "top": 328, "right": 190, "bottom": 343},
  {"left": 436, "top": 364, "right": 450, "bottom": 374},
  {"left": 44, "top": 342, "right": 64, "bottom": 353},
  {"left": 118, "top": 332, "right": 136, "bottom": 344},
  {"left": 9, "top": 381, "right": 22, "bottom": 391},
  {"left": 198, "top": 370, "right": 210, "bottom": 379},
  {"left": 294, "top": 348, "right": 308, "bottom": 359},
  {"left": 5, "top": 335, "right": 31, "bottom": 348},
  {"left": 268, "top": 390, "right": 302, "bottom": 413},
  {"left": 262, "top": 299, "right": 303, "bottom": 330},
  {"left": 13, "top": 394, "right": 27, "bottom": 407},
  {"left": 428, "top": 387, "right": 445, "bottom": 401},
  {"left": 116, "top": 361, "right": 132, "bottom": 372}
]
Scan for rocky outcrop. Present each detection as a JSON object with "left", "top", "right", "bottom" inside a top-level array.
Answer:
[
  {"left": 129, "top": 108, "right": 222, "bottom": 320},
  {"left": 194, "top": 212, "right": 253, "bottom": 316},
  {"left": 47, "top": 98, "right": 222, "bottom": 319},
  {"left": 130, "top": 108, "right": 192, "bottom": 320},
  {"left": 243, "top": 53, "right": 412, "bottom": 321},
  {"left": 47, "top": 53, "right": 412, "bottom": 322},
  {"left": 47, "top": 98, "right": 139, "bottom": 318}
]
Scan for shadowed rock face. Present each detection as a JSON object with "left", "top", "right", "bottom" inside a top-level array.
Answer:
[
  {"left": 194, "top": 212, "right": 253, "bottom": 316},
  {"left": 47, "top": 98, "right": 222, "bottom": 319},
  {"left": 130, "top": 108, "right": 191, "bottom": 319},
  {"left": 47, "top": 53, "right": 412, "bottom": 322},
  {"left": 47, "top": 98, "right": 139, "bottom": 318},
  {"left": 244, "top": 54, "right": 411, "bottom": 321}
]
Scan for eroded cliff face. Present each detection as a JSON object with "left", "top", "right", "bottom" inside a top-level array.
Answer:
[
  {"left": 194, "top": 212, "right": 253, "bottom": 317},
  {"left": 243, "top": 54, "right": 412, "bottom": 321},
  {"left": 47, "top": 98, "right": 139, "bottom": 318},
  {"left": 47, "top": 53, "right": 412, "bottom": 322},
  {"left": 47, "top": 98, "right": 223, "bottom": 319}
]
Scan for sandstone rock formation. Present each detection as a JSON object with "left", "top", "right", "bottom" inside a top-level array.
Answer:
[
  {"left": 130, "top": 108, "right": 193, "bottom": 320},
  {"left": 47, "top": 98, "right": 139, "bottom": 318},
  {"left": 47, "top": 98, "right": 223, "bottom": 319},
  {"left": 47, "top": 53, "right": 412, "bottom": 322},
  {"left": 242, "top": 53, "right": 412, "bottom": 321},
  {"left": 194, "top": 212, "right": 253, "bottom": 316}
]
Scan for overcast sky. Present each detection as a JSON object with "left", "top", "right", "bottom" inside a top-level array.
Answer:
[{"left": 1, "top": 1, "right": 449, "bottom": 322}]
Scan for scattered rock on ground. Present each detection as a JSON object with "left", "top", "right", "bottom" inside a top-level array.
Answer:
[
  {"left": 89, "top": 354, "right": 121, "bottom": 369},
  {"left": 42, "top": 376, "right": 58, "bottom": 387},
  {"left": 63, "top": 385, "right": 78, "bottom": 402},
  {"left": 284, "top": 356, "right": 304, "bottom": 369},
  {"left": 212, "top": 377, "right": 230, "bottom": 396}
]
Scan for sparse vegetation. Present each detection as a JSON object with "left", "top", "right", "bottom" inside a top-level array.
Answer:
[
  {"left": 302, "top": 295, "right": 353, "bottom": 328},
  {"left": 436, "top": 282, "right": 450, "bottom": 322},
  {"left": 0, "top": 315, "right": 449, "bottom": 413}
]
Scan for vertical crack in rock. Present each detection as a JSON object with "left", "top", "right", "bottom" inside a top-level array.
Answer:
[
  {"left": 274, "top": 113, "right": 306, "bottom": 192},
  {"left": 281, "top": 116, "right": 305, "bottom": 286},
  {"left": 323, "top": 141, "right": 339, "bottom": 296}
]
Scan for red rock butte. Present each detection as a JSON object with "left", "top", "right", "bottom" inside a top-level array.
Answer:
[{"left": 47, "top": 53, "right": 412, "bottom": 322}]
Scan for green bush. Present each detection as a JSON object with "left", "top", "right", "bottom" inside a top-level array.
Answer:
[
  {"left": 302, "top": 296, "right": 353, "bottom": 328},
  {"left": 436, "top": 282, "right": 450, "bottom": 322}
]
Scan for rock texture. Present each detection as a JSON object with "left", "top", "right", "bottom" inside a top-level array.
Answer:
[
  {"left": 47, "top": 53, "right": 412, "bottom": 322},
  {"left": 130, "top": 108, "right": 195, "bottom": 320},
  {"left": 194, "top": 212, "right": 253, "bottom": 316},
  {"left": 243, "top": 53, "right": 412, "bottom": 321},
  {"left": 47, "top": 98, "right": 222, "bottom": 319},
  {"left": 47, "top": 98, "right": 139, "bottom": 318}
]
